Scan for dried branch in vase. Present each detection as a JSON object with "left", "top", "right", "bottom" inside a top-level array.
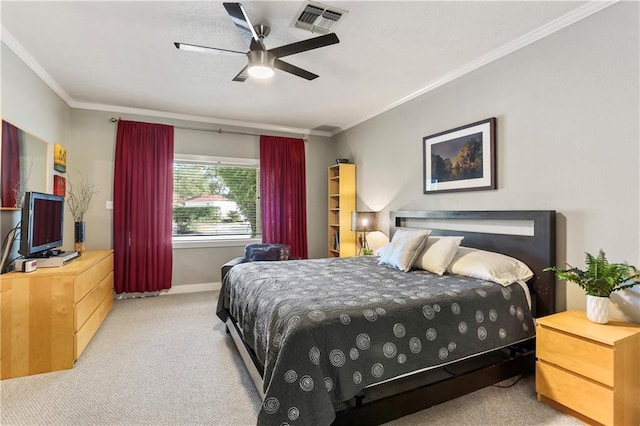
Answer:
[{"left": 67, "top": 171, "right": 98, "bottom": 222}]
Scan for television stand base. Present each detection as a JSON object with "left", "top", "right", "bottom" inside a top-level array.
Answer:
[{"left": 33, "top": 251, "right": 80, "bottom": 267}]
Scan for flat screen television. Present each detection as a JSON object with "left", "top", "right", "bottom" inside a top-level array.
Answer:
[{"left": 20, "top": 191, "right": 65, "bottom": 258}]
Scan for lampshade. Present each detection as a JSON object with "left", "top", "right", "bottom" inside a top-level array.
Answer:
[
  {"left": 248, "top": 50, "right": 275, "bottom": 79},
  {"left": 351, "top": 211, "right": 379, "bottom": 232}
]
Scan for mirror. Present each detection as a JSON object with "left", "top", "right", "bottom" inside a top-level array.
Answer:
[{"left": 1, "top": 120, "right": 48, "bottom": 208}]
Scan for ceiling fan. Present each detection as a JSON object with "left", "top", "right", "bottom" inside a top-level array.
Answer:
[{"left": 174, "top": 2, "right": 340, "bottom": 82}]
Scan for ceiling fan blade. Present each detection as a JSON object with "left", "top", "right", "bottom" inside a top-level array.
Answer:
[
  {"left": 174, "top": 42, "right": 246, "bottom": 56},
  {"left": 269, "top": 33, "right": 339, "bottom": 59},
  {"left": 232, "top": 65, "right": 249, "bottom": 82},
  {"left": 223, "top": 2, "right": 259, "bottom": 45},
  {"left": 274, "top": 59, "right": 318, "bottom": 80}
]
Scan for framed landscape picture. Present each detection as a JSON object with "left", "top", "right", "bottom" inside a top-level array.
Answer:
[{"left": 423, "top": 117, "right": 496, "bottom": 194}]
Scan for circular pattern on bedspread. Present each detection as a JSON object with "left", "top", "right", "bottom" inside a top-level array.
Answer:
[
  {"left": 478, "top": 327, "right": 488, "bottom": 340},
  {"left": 438, "top": 347, "right": 449, "bottom": 360},
  {"left": 288, "top": 407, "right": 300, "bottom": 421},
  {"left": 278, "top": 304, "right": 292, "bottom": 316},
  {"left": 433, "top": 304, "right": 441, "bottom": 312},
  {"left": 393, "top": 323, "right": 406, "bottom": 338},
  {"left": 263, "top": 397, "right": 280, "bottom": 414},
  {"left": 371, "top": 363, "right": 384, "bottom": 378},
  {"left": 499, "top": 328, "right": 507, "bottom": 339},
  {"left": 383, "top": 342, "right": 397, "bottom": 358},
  {"left": 284, "top": 369, "right": 298, "bottom": 383},
  {"left": 448, "top": 342, "right": 457, "bottom": 352},
  {"left": 409, "top": 337, "right": 422, "bottom": 353},
  {"left": 423, "top": 305, "right": 435, "bottom": 320},
  {"left": 451, "top": 303, "right": 461, "bottom": 315},
  {"left": 475, "top": 310, "right": 484, "bottom": 323},
  {"left": 356, "top": 333, "right": 371, "bottom": 350},
  {"left": 309, "top": 347, "right": 321, "bottom": 365},
  {"left": 288, "top": 316, "right": 301, "bottom": 330},
  {"left": 353, "top": 371, "right": 363, "bottom": 384},
  {"left": 308, "top": 310, "right": 326, "bottom": 322},
  {"left": 363, "top": 309, "right": 378, "bottom": 322},
  {"left": 501, "top": 288, "right": 512, "bottom": 300},
  {"left": 299, "top": 375, "right": 314, "bottom": 391},
  {"left": 397, "top": 353, "right": 407, "bottom": 364},
  {"left": 425, "top": 328, "right": 437, "bottom": 341},
  {"left": 375, "top": 307, "right": 387, "bottom": 316},
  {"left": 273, "top": 333, "right": 283, "bottom": 348},
  {"left": 453, "top": 319, "right": 466, "bottom": 335},
  {"left": 329, "top": 349, "right": 346, "bottom": 367},
  {"left": 350, "top": 348, "right": 359, "bottom": 360},
  {"left": 489, "top": 309, "right": 498, "bottom": 322},
  {"left": 476, "top": 289, "right": 487, "bottom": 298},
  {"left": 340, "top": 314, "right": 351, "bottom": 325},
  {"left": 324, "top": 377, "right": 334, "bottom": 392}
]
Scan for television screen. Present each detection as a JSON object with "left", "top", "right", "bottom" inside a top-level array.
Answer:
[{"left": 20, "top": 192, "right": 65, "bottom": 257}]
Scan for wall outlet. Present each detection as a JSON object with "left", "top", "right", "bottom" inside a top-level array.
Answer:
[{"left": 106, "top": 201, "right": 113, "bottom": 210}]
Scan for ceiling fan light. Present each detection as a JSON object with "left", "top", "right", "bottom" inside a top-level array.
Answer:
[
  {"left": 247, "top": 50, "right": 275, "bottom": 79},
  {"left": 248, "top": 64, "right": 274, "bottom": 79}
]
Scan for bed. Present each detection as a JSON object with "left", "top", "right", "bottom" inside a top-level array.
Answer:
[{"left": 217, "top": 210, "right": 556, "bottom": 425}]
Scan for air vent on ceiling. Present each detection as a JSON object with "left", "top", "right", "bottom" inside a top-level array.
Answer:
[{"left": 294, "top": 2, "right": 347, "bottom": 34}]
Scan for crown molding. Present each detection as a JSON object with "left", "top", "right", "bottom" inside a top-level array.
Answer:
[
  {"left": 71, "top": 101, "right": 331, "bottom": 137},
  {"left": 336, "top": 0, "right": 619, "bottom": 135},
  {"left": 1, "top": 26, "right": 329, "bottom": 138},
  {"left": 1, "top": 26, "right": 73, "bottom": 105}
]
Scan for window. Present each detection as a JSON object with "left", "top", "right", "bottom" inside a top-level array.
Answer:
[{"left": 172, "top": 155, "right": 261, "bottom": 242}]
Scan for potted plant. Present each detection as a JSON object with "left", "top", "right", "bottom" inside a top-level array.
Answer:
[{"left": 544, "top": 250, "right": 640, "bottom": 323}]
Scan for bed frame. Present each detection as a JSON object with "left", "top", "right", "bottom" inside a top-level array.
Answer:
[{"left": 222, "top": 210, "right": 556, "bottom": 425}]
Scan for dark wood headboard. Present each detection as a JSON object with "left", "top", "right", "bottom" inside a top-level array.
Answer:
[{"left": 390, "top": 210, "right": 556, "bottom": 317}]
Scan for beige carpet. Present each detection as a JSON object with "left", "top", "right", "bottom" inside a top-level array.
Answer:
[{"left": 0, "top": 292, "right": 580, "bottom": 425}]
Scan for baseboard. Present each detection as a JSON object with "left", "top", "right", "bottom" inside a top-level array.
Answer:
[{"left": 160, "top": 282, "right": 221, "bottom": 295}]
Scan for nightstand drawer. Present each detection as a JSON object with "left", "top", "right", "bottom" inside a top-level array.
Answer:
[
  {"left": 536, "top": 361, "right": 613, "bottom": 425},
  {"left": 537, "top": 325, "right": 614, "bottom": 387}
]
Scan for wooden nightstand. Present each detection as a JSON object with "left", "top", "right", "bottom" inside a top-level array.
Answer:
[{"left": 536, "top": 310, "right": 640, "bottom": 425}]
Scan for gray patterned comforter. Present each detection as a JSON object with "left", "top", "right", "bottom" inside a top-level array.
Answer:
[{"left": 216, "top": 256, "right": 535, "bottom": 426}]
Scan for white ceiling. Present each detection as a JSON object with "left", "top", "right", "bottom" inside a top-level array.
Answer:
[{"left": 1, "top": 1, "right": 610, "bottom": 136}]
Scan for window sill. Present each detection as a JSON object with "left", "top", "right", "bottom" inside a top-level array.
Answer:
[{"left": 172, "top": 236, "right": 261, "bottom": 249}]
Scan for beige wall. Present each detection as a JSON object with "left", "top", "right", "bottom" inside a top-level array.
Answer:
[{"left": 332, "top": 2, "right": 640, "bottom": 322}]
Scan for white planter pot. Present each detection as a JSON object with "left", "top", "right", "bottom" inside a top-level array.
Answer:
[{"left": 586, "top": 295, "right": 609, "bottom": 324}]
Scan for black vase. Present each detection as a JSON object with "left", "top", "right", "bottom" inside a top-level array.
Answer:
[{"left": 74, "top": 221, "right": 85, "bottom": 252}]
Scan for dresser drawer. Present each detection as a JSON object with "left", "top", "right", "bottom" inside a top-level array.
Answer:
[
  {"left": 75, "top": 271, "right": 114, "bottom": 331},
  {"left": 74, "top": 253, "right": 113, "bottom": 303},
  {"left": 536, "top": 361, "right": 614, "bottom": 425},
  {"left": 537, "top": 325, "right": 614, "bottom": 386},
  {"left": 75, "top": 290, "right": 113, "bottom": 360}
]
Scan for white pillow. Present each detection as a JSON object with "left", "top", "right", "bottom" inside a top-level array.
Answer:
[
  {"left": 378, "top": 228, "right": 431, "bottom": 272},
  {"left": 414, "top": 236, "right": 464, "bottom": 275},
  {"left": 447, "top": 247, "right": 534, "bottom": 286}
]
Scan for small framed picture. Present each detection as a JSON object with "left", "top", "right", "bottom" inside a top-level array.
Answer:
[
  {"left": 423, "top": 117, "right": 496, "bottom": 194},
  {"left": 54, "top": 175, "right": 66, "bottom": 197},
  {"left": 54, "top": 144, "right": 67, "bottom": 173}
]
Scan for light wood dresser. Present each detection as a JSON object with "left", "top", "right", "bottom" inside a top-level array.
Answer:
[
  {"left": 1, "top": 250, "right": 114, "bottom": 379},
  {"left": 536, "top": 310, "right": 640, "bottom": 425}
]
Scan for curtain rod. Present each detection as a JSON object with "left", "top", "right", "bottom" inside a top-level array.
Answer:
[{"left": 109, "top": 117, "right": 308, "bottom": 142}]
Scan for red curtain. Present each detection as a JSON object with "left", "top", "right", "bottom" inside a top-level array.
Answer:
[
  {"left": 113, "top": 120, "right": 174, "bottom": 294},
  {"left": 1, "top": 121, "right": 20, "bottom": 207},
  {"left": 260, "top": 136, "right": 308, "bottom": 259}
]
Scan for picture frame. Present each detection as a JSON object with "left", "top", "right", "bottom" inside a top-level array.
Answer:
[
  {"left": 54, "top": 143, "right": 67, "bottom": 173},
  {"left": 53, "top": 175, "right": 66, "bottom": 197},
  {"left": 423, "top": 117, "right": 496, "bottom": 194}
]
